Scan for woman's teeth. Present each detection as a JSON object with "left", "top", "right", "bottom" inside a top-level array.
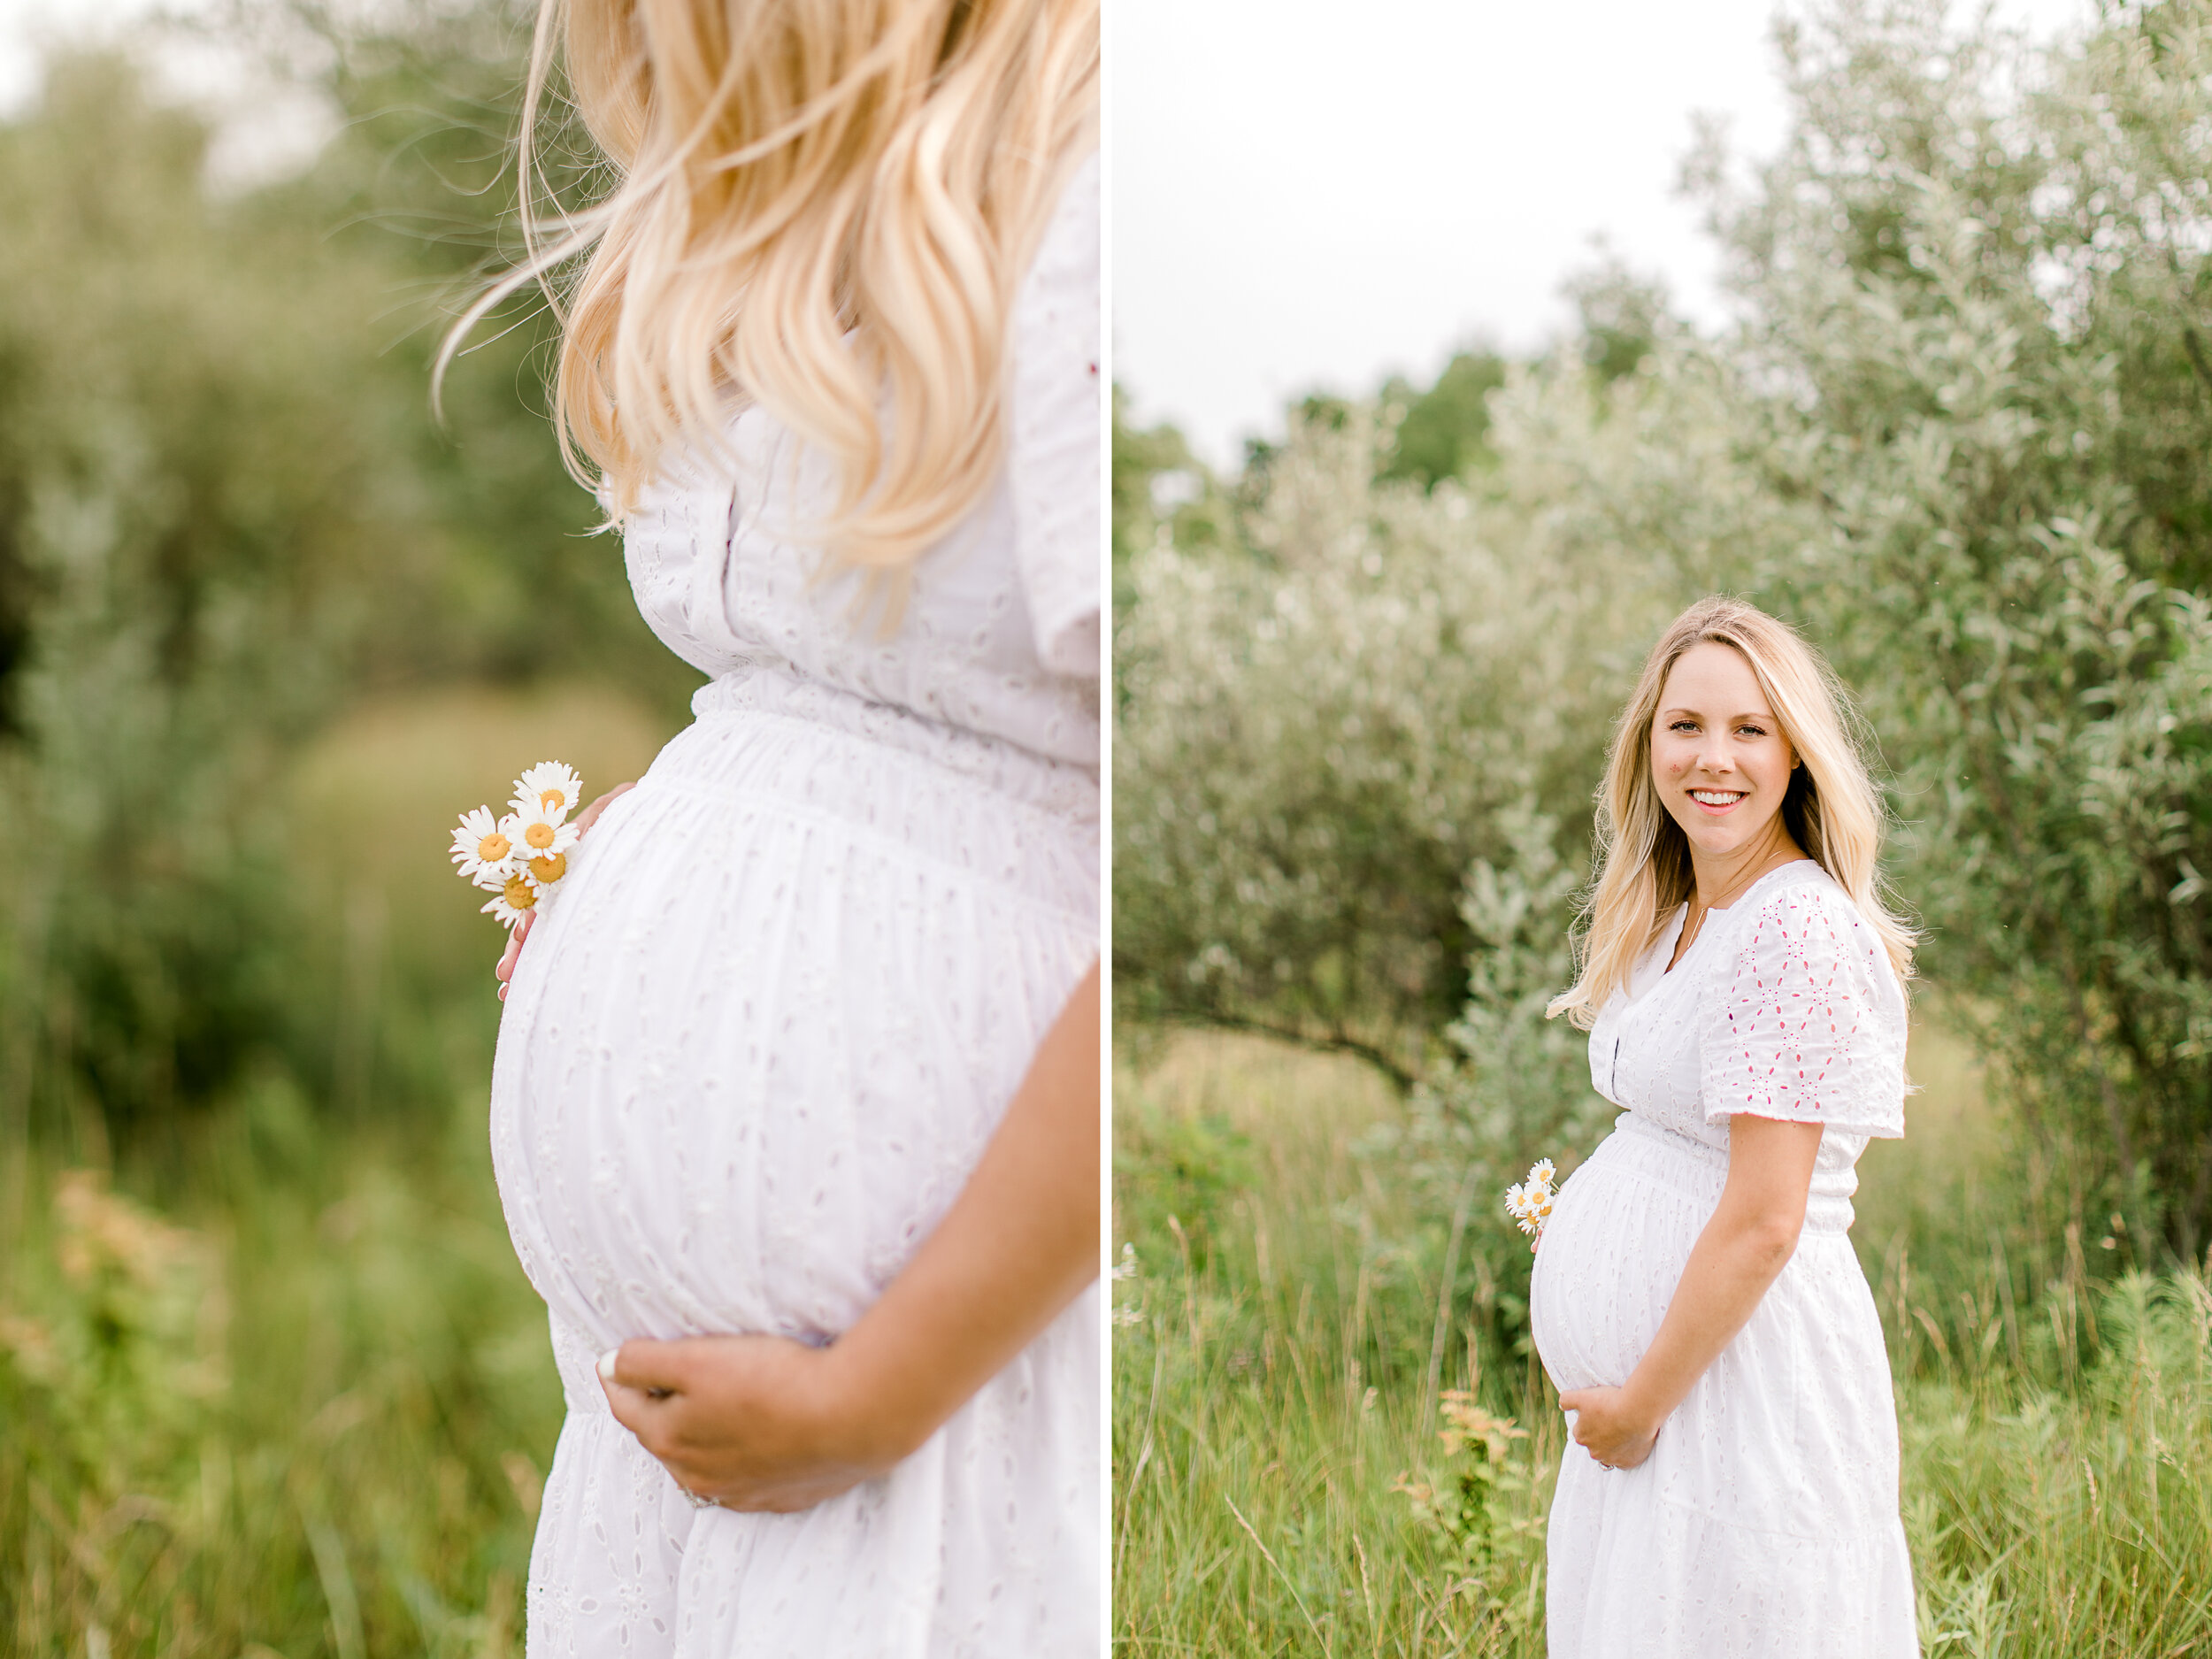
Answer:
[{"left": 1692, "top": 790, "right": 1743, "bottom": 805}]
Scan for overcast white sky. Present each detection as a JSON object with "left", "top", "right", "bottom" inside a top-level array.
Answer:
[
  {"left": 1113, "top": 0, "right": 2093, "bottom": 467},
  {"left": 0, "top": 0, "right": 169, "bottom": 106},
  {"left": 4, "top": 0, "right": 2094, "bottom": 465},
  {"left": 0, "top": 0, "right": 338, "bottom": 189}
]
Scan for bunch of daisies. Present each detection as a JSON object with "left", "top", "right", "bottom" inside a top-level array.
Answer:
[
  {"left": 1505, "top": 1158, "right": 1558, "bottom": 1242},
  {"left": 449, "top": 761, "right": 586, "bottom": 931}
]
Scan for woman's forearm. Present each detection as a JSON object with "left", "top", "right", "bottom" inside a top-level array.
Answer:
[
  {"left": 1613, "top": 1112, "right": 1822, "bottom": 1430},
  {"left": 824, "top": 959, "right": 1102, "bottom": 1463},
  {"left": 1617, "top": 1207, "right": 1796, "bottom": 1428}
]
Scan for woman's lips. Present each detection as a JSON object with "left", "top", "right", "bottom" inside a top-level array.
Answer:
[{"left": 1688, "top": 788, "right": 1745, "bottom": 815}]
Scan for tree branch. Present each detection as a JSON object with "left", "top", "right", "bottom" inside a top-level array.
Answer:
[{"left": 1153, "top": 1011, "right": 1417, "bottom": 1094}]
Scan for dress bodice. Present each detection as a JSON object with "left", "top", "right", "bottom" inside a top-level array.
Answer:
[
  {"left": 1586, "top": 858, "right": 1908, "bottom": 1202},
  {"left": 618, "top": 150, "right": 1101, "bottom": 774}
]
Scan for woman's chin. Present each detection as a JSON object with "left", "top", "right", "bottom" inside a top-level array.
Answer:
[{"left": 1674, "top": 810, "right": 1779, "bottom": 863}]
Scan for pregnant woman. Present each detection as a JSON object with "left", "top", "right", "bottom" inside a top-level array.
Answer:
[
  {"left": 463, "top": 0, "right": 1102, "bottom": 1652},
  {"left": 1532, "top": 596, "right": 1918, "bottom": 1656}
]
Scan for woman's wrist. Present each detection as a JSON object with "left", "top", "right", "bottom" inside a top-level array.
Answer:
[
  {"left": 813, "top": 1320, "right": 951, "bottom": 1471},
  {"left": 1614, "top": 1371, "right": 1679, "bottom": 1437}
]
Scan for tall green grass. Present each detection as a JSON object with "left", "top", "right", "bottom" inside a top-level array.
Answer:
[
  {"left": 0, "top": 1097, "right": 559, "bottom": 1656},
  {"left": 1112, "top": 1032, "right": 2212, "bottom": 1657}
]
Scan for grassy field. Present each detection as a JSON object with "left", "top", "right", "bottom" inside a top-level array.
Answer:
[
  {"left": 0, "top": 682, "right": 680, "bottom": 1656},
  {"left": 1111, "top": 1030, "right": 2212, "bottom": 1657}
]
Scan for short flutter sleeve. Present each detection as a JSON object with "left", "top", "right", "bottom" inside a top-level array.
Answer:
[
  {"left": 1006, "top": 147, "right": 1102, "bottom": 680},
  {"left": 1699, "top": 878, "right": 1908, "bottom": 1140}
]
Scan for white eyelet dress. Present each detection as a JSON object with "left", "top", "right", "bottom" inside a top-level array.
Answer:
[
  {"left": 1528, "top": 859, "right": 1918, "bottom": 1658},
  {"left": 486, "top": 153, "right": 1102, "bottom": 1657}
]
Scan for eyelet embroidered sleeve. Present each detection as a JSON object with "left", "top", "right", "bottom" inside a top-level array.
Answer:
[
  {"left": 1699, "top": 880, "right": 1908, "bottom": 1139},
  {"left": 1007, "top": 147, "right": 1101, "bottom": 681}
]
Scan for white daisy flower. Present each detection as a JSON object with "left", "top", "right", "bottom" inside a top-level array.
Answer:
[
  {"left": 512, "top": 761, "right": 586, "bottom": 824},
  {"left": 480, "top": 872, "right": 541, "bottom": 931},
  {"left": 1505, "top": 1158, "right": 1560, "bottom": 1238},
  {"left": 450, "top": 806, "right": 518, "bottom": 884},
  {"left": 525, "top": 849, "right": 571, "bottom": 890},
  {"left": 1505, "top": 1182, "right": 1539, "bottom": 1234},
  {"left": 509, "top": 803, "right": 580, "bottom": 874}
]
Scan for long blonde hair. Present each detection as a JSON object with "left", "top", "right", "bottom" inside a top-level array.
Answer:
[
  {"left": 444, "top": 0, "right": 1098, "bottom": 564},
  {"left": 1547, "top": 596, "right": 1916, "bottom": 1029}
]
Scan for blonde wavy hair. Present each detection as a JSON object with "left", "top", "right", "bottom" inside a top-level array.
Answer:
[
  {"left": 1547, "top": 596, "right": 1916, "bottom": 1029},
  {"left": 444, "top": 0, "right": 1099, "bottom": 565}
]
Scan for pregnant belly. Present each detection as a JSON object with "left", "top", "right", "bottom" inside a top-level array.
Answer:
[
  {"left": 1527, "top": 1137, "right": 1713, "bottom": 1395},
  {"left": 486, "top": 713, "right": 1097, "bottom": 1353}
]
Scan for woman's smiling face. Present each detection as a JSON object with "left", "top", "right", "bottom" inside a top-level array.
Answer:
[{"left": 1649, "top": 640, "right": 1797, "bottom": 864}]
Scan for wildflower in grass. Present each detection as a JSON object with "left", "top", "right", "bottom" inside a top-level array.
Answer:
[
  {"left": 1110, "top": 1242, "right": 1144, "bottom": 1326},
  {"left": 1438, "top": 1390, "right": 1529, "bottom": 1461},
  {"left": 482, "top": 872, "right": 541, "bottom": 931},
  {"left": 451, "top": 805, "right": 519, "bottom": 884},
  {"left": 1394, "top": 1394, "right": 1532, "bottom": 1568},
  {"left": 513, "top": 761, "right": 585, "bottom": 821}
]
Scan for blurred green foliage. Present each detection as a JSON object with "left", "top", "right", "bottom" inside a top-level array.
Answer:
[
  {"left": 0, "top": 14, "right": 692, "bottom": 1149},
  {"left": 1377, "top": 349, "right": 1508, "bottom": 492},
  {"left": 1113, "top": 0, "right": 2212, "bottom": 1262},
  {"left": 0, "top": 7, "right": 690, "bottom": 1647}
]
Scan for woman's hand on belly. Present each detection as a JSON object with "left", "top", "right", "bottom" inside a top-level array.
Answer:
[
  {"left": 495, "top": 782, "right": 633, "bottom": 1001},
  {"left": 600, "top": 1335, "right": 893, "bottom": 1513},
  {"left": 1555, "top": 1384, "right": 1661, "bottom": 1471},
  {"left": 600, "top": 958, "right": 1102, "bottom": 1512},
  {"left": 1560, "top": 1113, "right": 1822, "bottom": 1471}
]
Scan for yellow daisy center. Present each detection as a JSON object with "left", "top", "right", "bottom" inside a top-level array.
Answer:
[
  {"left": 529, "top": 852, "right": 567, "bottom": 885},
  {"left": 503, "top": 876, "right": 537, "bottom": 909},
  {"left": 525, "top": 822, "right": 556, "bottom": 850},
  {"left": 540, "top": 788, "right": 566, "bottom": 812},
  {"left": 476, "top": 832, "right": 511, "bottom": 863}
]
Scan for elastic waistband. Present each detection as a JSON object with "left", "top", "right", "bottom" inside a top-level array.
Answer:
[
  {"left": 1597, "top": 1113, "right": 1856, "bottom": 1235},
  {"left": 688, "top": 665, "right": 1099, "bottom": 823},
  {"left": 638, "top": 689, "right": 1098, "bottom": 924}
]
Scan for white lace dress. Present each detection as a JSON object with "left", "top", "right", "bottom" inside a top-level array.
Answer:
[
  {"left": 486, "top": 153, "right": 1101, "bottom": 1658},
  {"left": 1528, "top": 859, "right": 1918, "bottom": 1658}
]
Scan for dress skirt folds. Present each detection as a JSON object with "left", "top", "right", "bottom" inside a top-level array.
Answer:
[{"left": 1530, "top": 1115, "right": 1916, "bottom": 1657}]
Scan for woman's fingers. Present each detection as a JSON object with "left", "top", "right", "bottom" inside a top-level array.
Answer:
[
  {"left": 598, "top": 1340, "right": 691, "bottom": 1455},
  {"left": 573, "top": 781, "right": 635, "bottom": 838},
  {"left": 600, "top": 1338, "right": 687, "bottom": 1397},
  {"left": 591, "top": 1333, "right": 879, "bottom": 1511},
  {"left": 495, "top": 911, "right": 533, "bottom": 999},
  {"left": 1556, "top": 1386, "right": 1657, "bottom": 1471}
]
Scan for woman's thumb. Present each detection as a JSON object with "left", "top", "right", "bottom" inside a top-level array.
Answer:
[{"left": 598, "top": 1339, "right": 680, "bottom": 1396}]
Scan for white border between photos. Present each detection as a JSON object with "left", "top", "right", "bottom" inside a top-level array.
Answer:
[{"left": 1094, "top": 0, "right": 1116, "bottom": 1644}]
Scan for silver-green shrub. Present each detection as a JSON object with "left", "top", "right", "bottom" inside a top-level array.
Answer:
[{"left": 1116, "top": 0, "right": 2212, "bottom": 1261}]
